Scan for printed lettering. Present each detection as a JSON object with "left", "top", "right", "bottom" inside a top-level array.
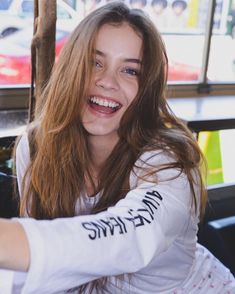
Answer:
[
  {"left": 124, "top": 209, "right": 137, "bottom": 228},
  {"left": 116, "top": 216, "right": 127, "bottom": 233},
  {"left": 136, "top": 208, "right": 154, "bottom": 221},
  {"left": 82, "top": 189, "right": 164, "bottom": 240},
  {"left": 92, "top": 221, "right": 108, "bottom": 238},
  {"left": 99, "top": 219, "right": 115, "bottom": 235},
  {"left": 145, "top": 195, "right": 160, "bottom": 206},
  {"left": 142, "top": 198, "right": 159, "bottom": 215},
  {"left": 146, "top": 190, "right": 163, "bottom": 201},
  {"left": 109, "top": 217, "right": 126, "bottom": 234},
  {"left": 81, "top": 222, "right": 97, "bottom": 240},
  {"left": 125, "top": 208, "right": 153, "bottom": 227}
]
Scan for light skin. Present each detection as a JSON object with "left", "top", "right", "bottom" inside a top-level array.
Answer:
[
  {"left": 0, "top": 219, "right": 29, "bottom": 271},
  {"left": 0, "top": 22, "right": 143, "bottom": 272},
  {"left": 82, "top": 22, "right": 143, "bottom": 171}
]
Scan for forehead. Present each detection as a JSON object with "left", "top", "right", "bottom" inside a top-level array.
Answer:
[{"left": 95, "top": 23, "right": 143, "bottom": 59}]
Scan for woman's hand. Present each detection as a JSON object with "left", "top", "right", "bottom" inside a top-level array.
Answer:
[{"left": 0, "top": 219, "right": 30, "bottom": 272}]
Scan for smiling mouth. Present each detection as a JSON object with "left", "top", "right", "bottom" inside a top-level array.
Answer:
[{"left": 88, "top": 96, "right": 122, "bottom": 114}]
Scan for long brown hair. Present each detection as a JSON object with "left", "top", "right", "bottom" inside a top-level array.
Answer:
[
  {"left": 19, "top": 2, "right": 206, "bottom": 291},
  {"left": 21, "top": 0, "right": 207, "bottom": 219}
]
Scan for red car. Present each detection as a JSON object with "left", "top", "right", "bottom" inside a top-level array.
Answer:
[
  {"left": 168, "top": 60, "right": 200, "bottom": 81},
  {"left": 0, "top": 27, "right": 70, "bottom": 85},
  {"left": 0, "top": 27, "right": 200, "bottom": 85}
]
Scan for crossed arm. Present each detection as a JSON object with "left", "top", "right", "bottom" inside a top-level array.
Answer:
[{"left": 0, "top": 219, "right": 30, "bottom": 272}]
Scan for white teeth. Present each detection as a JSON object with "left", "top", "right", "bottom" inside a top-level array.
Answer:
[{"left": 90, "top": 96, "right": 120, "bottom": 109}]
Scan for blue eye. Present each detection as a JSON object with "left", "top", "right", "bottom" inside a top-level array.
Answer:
[
  {"left": 96, "top": 61, "right": 101, "bottom": 68},
  {"left": 123, "top": 68, "right": 140, "bottom": 76},
  {"left": 92, "top": 59, "right": 102, "bottom": 69}
]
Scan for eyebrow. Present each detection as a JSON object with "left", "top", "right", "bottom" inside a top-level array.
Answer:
[{"left": 95, "top": 49, "right": 142, "bottom": 64}]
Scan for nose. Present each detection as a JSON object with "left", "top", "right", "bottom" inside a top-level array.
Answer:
[{"left": 95, "top": 69, "right": 120, "bottom": 91}]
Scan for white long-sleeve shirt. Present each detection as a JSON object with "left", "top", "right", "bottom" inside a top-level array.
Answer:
[{"left": 0, "top": 133, "right": 234, "bottom": 294}]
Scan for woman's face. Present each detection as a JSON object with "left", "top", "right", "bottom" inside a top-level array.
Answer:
[{"left": 82, "top": 22, "right": 143, "bottom": 143}]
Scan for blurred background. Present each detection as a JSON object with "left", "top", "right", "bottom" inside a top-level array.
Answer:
[{"left": 0, "top": 0, "right": 235, "bottom": 187}]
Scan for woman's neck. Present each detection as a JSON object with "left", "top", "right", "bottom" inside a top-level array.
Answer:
[
  {"left": 85, "top": 134, "right": 119, "bottom": 196},
  {"left": 88, "top": 133, "right": 119, "bottom": 170}
]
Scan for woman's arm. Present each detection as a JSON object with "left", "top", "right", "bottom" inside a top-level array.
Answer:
[
  {"left": 15, "top": 153, "right": 196, "bottom": 293},
  {"left": 0, "top": 151, "right": 197, "bottom": 293},
  {"left": 0, "top": 219, "right": 30, "bottom": 271}
]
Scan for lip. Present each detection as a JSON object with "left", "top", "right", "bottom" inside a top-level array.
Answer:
[{"left": 87, "top": 94, "right": 122, "bottom": 118}]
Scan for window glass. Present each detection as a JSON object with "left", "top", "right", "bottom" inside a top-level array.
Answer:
[
  {"left": 20, "top": 0, "right": 34, "bottom": 14},
  {"left": 129, "top": 0, "right": 209, "bottom": 82},
  {"left": 57, "top": 5, "right": 71, "bottom": 19},
  {"left": 0, "top": 0, "right": 235, "bottom": 86},
  {"left": 0, "top": 0, "right": 13, "bottom": 10},
  {"left": 79, "top": 0, "right": 209, "bottom": 83},
  {"left": 198, "top": 129, "right": 235, "bottom": 185},
  {"left": 0, "top": 0, "right": 210, "bottom": 86},
  {"left": 1, "top": 0, "right": 235, "bottom": 187},
  {"left": 208, "top": 0, "right": 235, "bottom": 82},
  {"left": 0, "top": 27, "right": 69, "bottom": 85},
  {"left": 0, "top": 0, "right": 74, "bottom": 86}
]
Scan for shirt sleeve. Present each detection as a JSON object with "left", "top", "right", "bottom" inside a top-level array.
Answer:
[
  {"left": 15, "top": 132, "right": 30, "bottom": 197},
  {"left": 0, "top": 270, "right": 14, "bottom": 294},
  {"left": 15, "top": 151, "right": 196, "bottom": 294}
]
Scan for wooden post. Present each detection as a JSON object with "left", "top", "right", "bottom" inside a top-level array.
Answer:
[{"left": 29, "top": 0, "right": 57, "bottom": 121}]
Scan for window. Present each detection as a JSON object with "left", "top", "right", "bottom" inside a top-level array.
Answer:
[
  {"left": 0, "top": 0, "right": 235, "bottom": 186},
  {"left": 20, "top": 0, "right": 34, "bottom": 15},
  {"left": 0, "top": 0, "right": 13, "bottom": 10},
  {"left": 57, "top": 5, "right": 72, "bottom": 19},
  {"left": 1, "top": 0, "right": 235, "bottom": 90},
  {"left": 208, "top": 0, "right": 235, "bottom": 82}
]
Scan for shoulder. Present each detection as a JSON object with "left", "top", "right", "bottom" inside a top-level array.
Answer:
[
  {"left": 16, "top": 122, "right": 39, "bottom": 161},
  {"left": 130, "top": 149, "right": 201, "bottom": 213},
  {"left": 136, "top": 149, "right": 176, "bottom": 166},
  {"left": 130, "top": 149, "right": 197, "bottom": 195},
  {"left": 129, "top": 149, "right": 176, "bottom": 185},
  {"left": 16, "top": 132, "right": 30, "bottom": 159},
  {"left": 132, "top": 149, "right": 180, "bottom": 180}
]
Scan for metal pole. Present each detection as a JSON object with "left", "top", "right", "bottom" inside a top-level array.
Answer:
[{"left": 198, "top": 0, "right": 216, "bottom": 93}]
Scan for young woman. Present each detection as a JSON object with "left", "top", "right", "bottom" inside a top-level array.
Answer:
[{"left": 0, "top": 2, "right": 234, "bottom": 293}]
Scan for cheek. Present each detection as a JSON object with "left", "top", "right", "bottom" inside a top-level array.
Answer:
[
  {"left": 80, "top": 102, "right": 91, "bottom": 124},
  {"left": 125, "top": 80, "right": 139, "bottom": 103}
]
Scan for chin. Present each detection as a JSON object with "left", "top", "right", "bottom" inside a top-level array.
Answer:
[{"left": 85, "top": 126, "right": 119, "bottom": 138}]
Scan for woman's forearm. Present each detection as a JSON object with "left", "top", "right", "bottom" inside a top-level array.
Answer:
[{"left": 0, "top": 219, "right": 30, "bottom": 272}]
